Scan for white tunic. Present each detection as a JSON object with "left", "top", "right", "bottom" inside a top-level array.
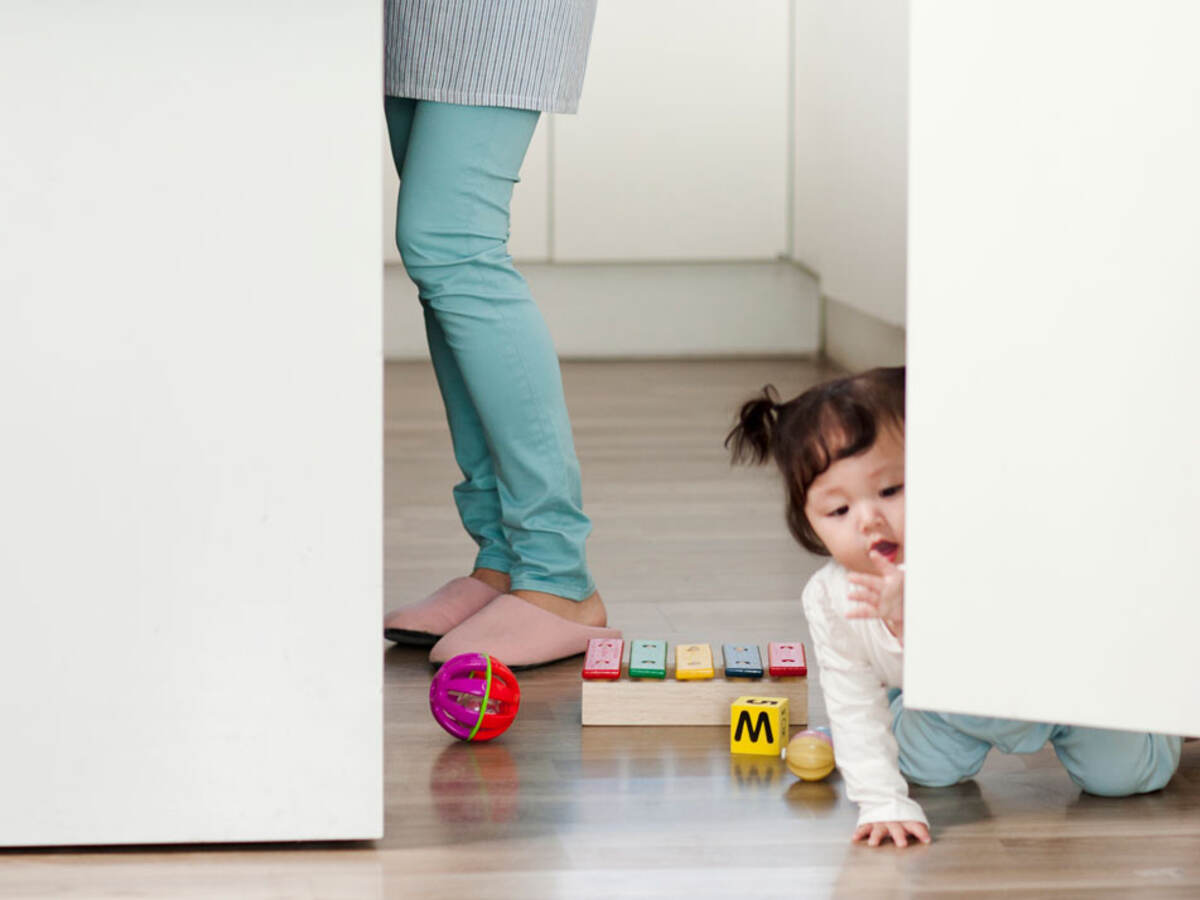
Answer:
[{"left": 802, "top": 559, "right": 928, "bottom": 827}]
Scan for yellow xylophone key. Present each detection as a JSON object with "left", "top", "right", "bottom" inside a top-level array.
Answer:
[{"left": 674, "top": 643, "right": 715, "bottom": 680}]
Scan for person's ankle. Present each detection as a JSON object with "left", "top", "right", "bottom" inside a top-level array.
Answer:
[
  {"left": 510, "top": 588, "right": 607, "bottom": 627},
  {"left": 470, "top": 567, "right": 511, "bottom": 593}
]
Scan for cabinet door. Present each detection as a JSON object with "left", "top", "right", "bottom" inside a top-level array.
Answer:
[
  {"left": 554, "top": 0, "right": 790, "bottom": 261},
  {"left": 905, "top": 0, "right": 1200, "bottom": 736},
  {"left": 0, "top": 2, "right": 382, "bottom": 845}
]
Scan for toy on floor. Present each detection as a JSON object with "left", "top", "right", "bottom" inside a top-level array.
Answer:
[
  {"left": 580, "top": 638, "right": 808, "bottom": 726},
  {"left": 429, "top": 652, "right": 521, "bottom": 742},
  {"left": 786, "top": 726, "right": 835, "bottom": 781},
  {"left": 730, "top": 696, "right": 790, "bottom": 756}
]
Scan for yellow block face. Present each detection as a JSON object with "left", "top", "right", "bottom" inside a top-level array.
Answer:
[
  {"left": 674, "top": 643, "right": 715, "bottom": 680},
  {"left": 730, "top": 696, "right": 789, "bottom": 756}
]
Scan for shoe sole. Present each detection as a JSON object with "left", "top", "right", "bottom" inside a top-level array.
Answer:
[{"left": 384, "top": 628, "right": 439, "bottom": 647}]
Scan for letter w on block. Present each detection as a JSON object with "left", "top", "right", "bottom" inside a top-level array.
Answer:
[{"left": 730, "top": 696, "right": 789, "bottom": 757}]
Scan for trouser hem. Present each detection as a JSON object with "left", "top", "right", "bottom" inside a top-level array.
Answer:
[
  {"left": 472, "top": 553, "right": 514, "bottom": 575},
  {"left": 508, "top": 575, "right": 596, "bottom": 602}
]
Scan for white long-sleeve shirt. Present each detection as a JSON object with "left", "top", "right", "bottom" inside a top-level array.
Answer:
[{"left": 802, "top": 559, "right": 928, "bottom": 827}]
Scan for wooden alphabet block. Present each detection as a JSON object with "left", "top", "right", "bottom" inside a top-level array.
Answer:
[{"left": 730, "top": 696, "right": 789, "bottom": 757}]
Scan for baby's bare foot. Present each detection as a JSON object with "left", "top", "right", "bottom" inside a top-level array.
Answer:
[{"left": 510, "top": 589, "right": 607, "bottom": 627}]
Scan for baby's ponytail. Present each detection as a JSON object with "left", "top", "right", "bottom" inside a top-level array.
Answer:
[
  {"left": 725, "top": 385, "right": 780, "bottom": 465},
  {"left": 725, "top": 367, "right": 905, "bottom": 557}
]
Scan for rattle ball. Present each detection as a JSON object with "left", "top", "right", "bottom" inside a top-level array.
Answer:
[
  {"left": 786, "top": 728, "right": 836, "bottom": 781},
  {"left": 429, "top": 652, "right": 521, "bottom": 742}
]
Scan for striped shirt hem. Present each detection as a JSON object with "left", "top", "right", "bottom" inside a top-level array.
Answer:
[{"left": 384, "top": 84, "right": 581, "bottom": 114}]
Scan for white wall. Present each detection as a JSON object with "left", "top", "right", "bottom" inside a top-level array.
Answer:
[
  {"left": 905, "top": 0, "right": 1200, "bottom": 735},
  {"left": 0, "top": 1, "right": 382, "bottom": 845},
  {"left": 553, "top": 0, "right": 790, "bottom": 262},
  {"left": 793, "top": 0, "right": 909, "bottom": 328}
]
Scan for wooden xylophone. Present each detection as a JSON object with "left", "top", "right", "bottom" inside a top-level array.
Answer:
[{"left": 580, "top": 638, "right": 808, "bottom": 726}]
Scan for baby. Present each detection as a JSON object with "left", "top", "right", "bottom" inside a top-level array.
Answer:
[{"left": 728, "top": 366, "right": 1181, "bottom": 847}]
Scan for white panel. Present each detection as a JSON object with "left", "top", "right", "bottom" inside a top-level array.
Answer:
[
  {"left": 383, "top": 114, "right": 549, "bottom": 264},
  {"left": 511, "top": 119, "right": 551, "bottom": 262},
  {"left": 384, "top": 265, "right": 430, "bottom": 358},
  {"left": 0, "top": 2, "right": 381, "bottom": 844},
  {"left": 793, "top": 0, "right": 908, "bottom": 326},
  {"left": 906, "top": 0, "right": 1200, "bottom": 735},
  {"left": 554, "top": 0, "right": 789, "bottom": 261},
  {"left": 383, "top": 115, "right": 403, "bottom": 264}
]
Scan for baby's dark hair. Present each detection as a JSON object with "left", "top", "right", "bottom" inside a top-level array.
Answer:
[{"left": 725, "top": 367, "right": 906, "bottom": 555}]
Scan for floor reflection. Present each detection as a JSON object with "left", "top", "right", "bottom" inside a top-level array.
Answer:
[{"left": 429, "top": 742, "right": 520, "bottom": 825}]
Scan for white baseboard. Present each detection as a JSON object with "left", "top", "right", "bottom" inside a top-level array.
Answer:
[
  {"left": 384, "top": 261, "right": 820, "bottom": 360},
  {"left": 822, "top": 294, "right": 906, "bottom": 372}
]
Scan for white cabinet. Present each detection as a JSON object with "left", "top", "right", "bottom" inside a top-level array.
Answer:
[
  {"left": 905, "top": 0, "right": 1200, "bottom": 736},
  {"left": 1, "top": 1, "right": 382, "bottom": 845}
]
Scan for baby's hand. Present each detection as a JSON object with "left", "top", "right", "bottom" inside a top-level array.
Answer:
[
  {"left": 847, "top": 552, "right": 905, "bottom": 639},
  {"left": 851, "top": 819, "right": 931, "bottom": 848}
]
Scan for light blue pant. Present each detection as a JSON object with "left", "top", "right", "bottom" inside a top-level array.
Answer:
[
  {"left": 384, "top": 97, "right": 594, "bottom": 601},
  {"left": 888, "top": 689, "right": 1182, "bottom": 796}
]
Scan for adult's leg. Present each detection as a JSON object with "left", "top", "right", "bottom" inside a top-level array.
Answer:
[
  {"left": 385, "top": 96, "right": 516, "bottom": 581},
  {"left": 394, "top": 100, "right": 597, "bottom": 609}
]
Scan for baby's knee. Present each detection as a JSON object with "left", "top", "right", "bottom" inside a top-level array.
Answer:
[
  {"left": 893, "top": 709, "right": 989, "bottom": 788},
  {"left": 1066, "top": 735, "right": 1182, "bottom": 797},
  {"left": 896, "top": 738, "right": 983, "bottom": 788},
  {"left": 900, "top": 760, "right": 969, "bottom": 789},
  {"left": 1073, "top": 768, "right": 1163, "bottom": 797},
  {"left": 1073, "top": 761, "right": 1177, "bottom": 797}
]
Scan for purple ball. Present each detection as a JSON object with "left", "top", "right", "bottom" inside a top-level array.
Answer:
[{"left": 429, "top": 652, "right": 521, "bottom": 742}]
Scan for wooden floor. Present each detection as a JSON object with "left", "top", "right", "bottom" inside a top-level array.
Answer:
[{"left": 4, "top": 359, "right": 1198, "bottom": 899}]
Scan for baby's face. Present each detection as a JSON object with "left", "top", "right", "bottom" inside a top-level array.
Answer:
[{"left": 804, "top": 428, "right": 905, "bottom": 575}]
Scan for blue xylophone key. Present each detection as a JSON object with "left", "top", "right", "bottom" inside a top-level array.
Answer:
[{"left": 722, "top": 643, "right": 764, "bottom": 678}]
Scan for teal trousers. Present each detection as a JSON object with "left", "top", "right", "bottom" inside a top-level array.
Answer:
[
  {"left": 385, "top": 97, "right": 594, "bottom": 601},
  {"left": 889, "top": 689, "right": 1181, "bottom": 796}
]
